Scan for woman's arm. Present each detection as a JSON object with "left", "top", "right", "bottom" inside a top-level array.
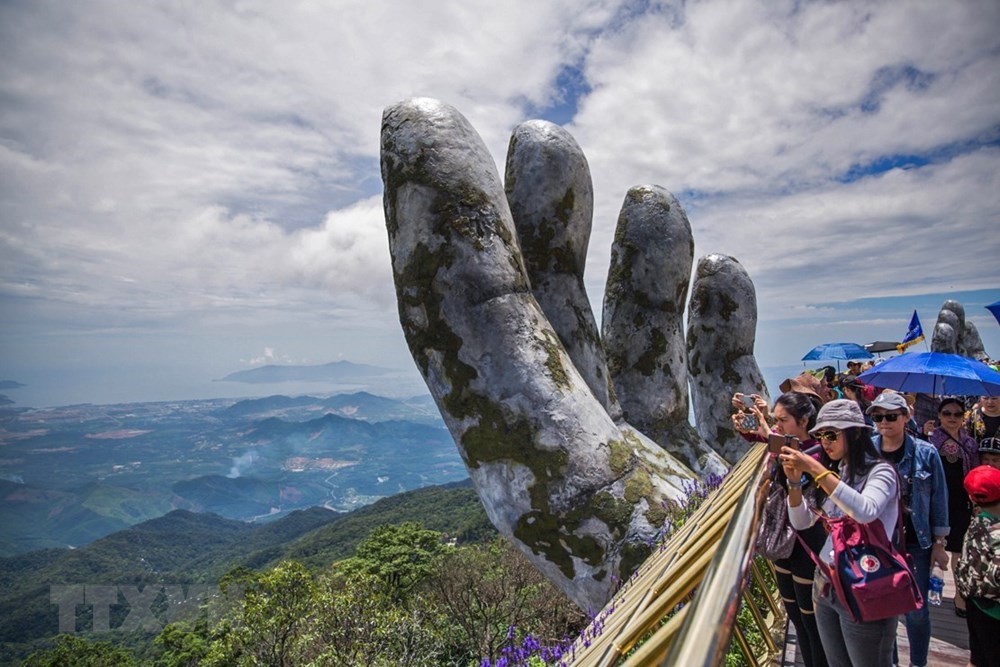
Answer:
[
  {"left": 829, "top": 463, "right": 897, "bottom": 524},
  {"left": 782, "top": 447, "right": 825, "bottom": 530}
]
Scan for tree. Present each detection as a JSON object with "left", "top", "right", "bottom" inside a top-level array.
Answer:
[
  {"left": 153, "top": 618, "right": 210, "bottom": 667},
  {"left": 204, "top": 561, "right": 317, "bottom": 667},
  {"left": 426, "top": 538, "right": 586, "bottom": 663},
  {"left": 337, "top": 522, "right": 446, "bottom": 601},
  {"left": 22, "top": 634, "right": 137, "bottom": 667},
  {"left": 307, "top": 572, "right": 443, "bottom": 667}
]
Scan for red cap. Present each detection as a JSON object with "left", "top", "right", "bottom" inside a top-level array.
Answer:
[{"left": 964, "top": 465, "right": 1000, "bottom": 505}]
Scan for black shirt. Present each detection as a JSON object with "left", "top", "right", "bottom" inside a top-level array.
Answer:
[{"left": 882, "top": 444, "right": 917, "bottom": 547}]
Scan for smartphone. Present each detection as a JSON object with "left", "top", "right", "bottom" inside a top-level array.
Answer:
[
  {"left": 739, "top": 413, "right": 759, "bottom": 432},
  {"left": 740, "top": 394, "right": 756, "bottom": 409},
  {"left": 767, "top": 433, "right": 800, "bottom": 454}
]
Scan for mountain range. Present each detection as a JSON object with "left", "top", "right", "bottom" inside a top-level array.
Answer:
[
  {"left": 0, "top": 391, "right": 466, "bottom": 556},
  {"left": 216, "top": 360, "right": 390, "bottom": 384},
  {"left": 0, "top": 480, "right": 494, "bottom": 665}
]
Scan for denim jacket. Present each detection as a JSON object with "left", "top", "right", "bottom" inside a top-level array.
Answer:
[{"left": 872, "top": 433, "right": 949, "bottom": 550}]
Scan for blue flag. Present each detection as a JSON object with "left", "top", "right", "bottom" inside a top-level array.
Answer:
[{"left": 897, "top": 310, "right": 924, "bottom": 353}]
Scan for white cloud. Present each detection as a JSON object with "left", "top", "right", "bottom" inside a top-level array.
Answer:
[
  {"left": 0, "top": 0, "right": 998, "bottom": 403},
  {"left": 570, "top": 0, "right": 999, "bottom": 316}
]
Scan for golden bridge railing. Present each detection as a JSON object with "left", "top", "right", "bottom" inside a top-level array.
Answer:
[{"left": 562, "top": 443, "right": 785, "bottom": 666}]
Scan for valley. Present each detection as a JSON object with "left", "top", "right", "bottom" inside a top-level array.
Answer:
[{"left": 0, "top": 391, "right": 467, "bottom": 556}]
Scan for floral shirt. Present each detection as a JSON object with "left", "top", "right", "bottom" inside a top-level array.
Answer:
[{"left": 929, "top": 427, "right": 979, "bottom": 477}]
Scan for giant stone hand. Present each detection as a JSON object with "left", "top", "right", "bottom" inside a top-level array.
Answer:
[{"left": 380, "top": 98, "right": 768, "bottom": 610}]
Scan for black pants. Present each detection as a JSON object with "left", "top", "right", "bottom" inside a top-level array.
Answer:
[
  {"left": 774, "top": 525, "right": 828, "bottom": 667},
  {"left": 967, "top": 598, "right": 1000, "bottom": 667}
]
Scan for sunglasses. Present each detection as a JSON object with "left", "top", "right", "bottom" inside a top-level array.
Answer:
[
  {"left": 814, "top": 431, "right": 840, "bottom": 442},
  {"left": 939, "top": 410, "right": 963, "bottom": 418},
  {"left": 871, "top": 413, "right": 902, "bottom": 423}
]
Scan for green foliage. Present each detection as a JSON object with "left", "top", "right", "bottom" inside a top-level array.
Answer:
[
  {"left": 425, "top": 538, "right": 586, "bottom": 664},
  {"left": 201, "top": 564, "right": 443, "bottom": 666},
  {"left": 0, "top": 481, "right": 493, "bottom": 660},
  {"left": 337, "top": 522, "right": 446, "bottom": 600},
  {"left": 303, "top": 573, "right": 443, "bottom": 666},
  {"left": 142, "top": 531, "right": 581, "bottom": 667},
  {"left": 203, "top": 561, "right": 318, "bottom": 667},
  {"left": 153, "top": 619, "right": 211, "bottom": 667},
  {"left": 21, "top": 634, "right": 137, "bottom": 667}
]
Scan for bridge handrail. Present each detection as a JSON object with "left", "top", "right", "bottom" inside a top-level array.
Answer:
[{"left": 561, "top": 443, "right": 781, "bottom": 666}]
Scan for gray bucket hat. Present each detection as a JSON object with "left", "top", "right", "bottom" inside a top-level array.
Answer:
[{"left": 810, "top": 398, "right": 872, "bottom": 435}]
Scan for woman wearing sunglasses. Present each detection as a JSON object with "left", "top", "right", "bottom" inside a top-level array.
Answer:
[
  {"left": 781, "top": 399, "right": 898, "bottom": 667},
  {"left": 925, "top": 396, "right": 980, "bottom": 616},
  {"left": 732, "top": 391, "right": 829, "bottom": 667},
  {"left": 868, "top": 391, "right": 948, "bottom": 667}
]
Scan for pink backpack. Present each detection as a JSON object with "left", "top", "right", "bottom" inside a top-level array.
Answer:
[{"left": 804, "top": 469, "right": 923, "bottom": 622}]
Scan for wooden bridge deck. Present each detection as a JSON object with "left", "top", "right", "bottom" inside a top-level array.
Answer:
[{"left": 783, "top": 565, "right": 969, "bottom": 666}]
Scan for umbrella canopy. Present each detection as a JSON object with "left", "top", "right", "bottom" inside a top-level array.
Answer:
[
  {"left": 865, "top": 341, "right": 900, "bottom": 354},
  {"left": 857, "top": 352, "right": 1000, "bottom": 396},
  {"left": 802, "top": 342, "right": 874, "bottom": 362},
  {"left": 987, "top": 300, "right": 1000, "bottom": 327}
]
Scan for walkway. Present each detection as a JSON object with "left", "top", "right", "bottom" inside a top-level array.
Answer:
[{"left": 783, "top": 565, "right": 970, "bottom": 666}]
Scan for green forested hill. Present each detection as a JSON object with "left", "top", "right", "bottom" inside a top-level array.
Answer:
[{"left": 0, "top": 479, "right": 491, "bottom": 664}]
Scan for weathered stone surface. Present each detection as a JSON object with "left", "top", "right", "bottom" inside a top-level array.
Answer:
[
  {"left": 932, "top": 300, "right": 987, "bottom": 359},
  {"left": 602, "top": 186, "right": 728, "bottom": 475},
  {"left": 961, "top": 321, "right": 987, "bottom": 360},
  {"left": 505, "top": 120, "right": 620, "bottom": 419},
  {"left": 932, "top": 321, "right": 958, "bottom": 354},
  {"left": 381, "top": 99, "right": 695, "bottom": 610},
  {"left": 380, "top": 98, "right": 769, "bottom": 609},
  {"left": 687, "top": 255, "right": 770, "bottom": 463}
]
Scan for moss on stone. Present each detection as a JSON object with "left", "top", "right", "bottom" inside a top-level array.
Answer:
[
  {"left": 644, "top": 503, "right": 668, "bottom": 527},
  {"left": 540, "top": 330, "right": 571, "bottom": 390},
  {"left": 618, "top": 542, "right": 652, "bottom": 583},
  {"left": 624, "top": 467, "right": 653, "bottom": 504},
  {"left": 513, "top": 509, "right": 605, "bottom": 579},
  {"left": 590, "top": 491, "right": 633, "bottom": 538},
  {"left": 555, "top": 188, "right": 575, "bottom": 224},
  {"left": 607, "top": 439, "right": 633, "bottom": 477},
  {"left": 716, "top": 291, "right": 739, "bottom": 322}
]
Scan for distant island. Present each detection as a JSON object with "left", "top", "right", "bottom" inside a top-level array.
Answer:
[
  {"left": 217, "top": 360, "right": 391, "bottom": 384},
  {"left": 0, "top": 380, "right": 25, "bottom": 389}
]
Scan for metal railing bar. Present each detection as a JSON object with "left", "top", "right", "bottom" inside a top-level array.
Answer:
[
  {"left": 658, "top": 446, "right": 772, "bottom": 666},
  {"left": 730, "top": 623, "right": 760, "bottom": 667},
  {"left": 750, "top": 559, "right": 783, "bottom": 620},
  {"left": 741, "top": 586, "right": 777, "bottom": 657}
]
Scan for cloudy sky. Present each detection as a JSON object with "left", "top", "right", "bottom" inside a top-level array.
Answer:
[{"left": 1, "top": 0, "right": 998, "bottom": 407}]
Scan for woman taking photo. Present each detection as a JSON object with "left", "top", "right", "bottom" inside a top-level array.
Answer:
[
  {"left": 733, "top": 391, "right": 828, "bottom": 667},
  {"left": 923, "top": 396, "right": 979, "bottom": 615},
  {"left": 781, "top": 399, "right": 899, "bottom": 667}
]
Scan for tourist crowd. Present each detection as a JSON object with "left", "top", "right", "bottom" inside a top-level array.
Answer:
[{"left": 735, "top": 368, "right": 1000, "bottom": 667}]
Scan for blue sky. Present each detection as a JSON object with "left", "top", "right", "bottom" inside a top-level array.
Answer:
[{"left": 0, "top": 0, "right": 998, "bottom": 407}]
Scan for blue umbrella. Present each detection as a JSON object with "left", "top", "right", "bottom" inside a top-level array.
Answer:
[
  {"left": 857, "top": 351, "right": 1000, "bottom": 396},
  {"left": 802, "top": 342, "right": 874, "bottom": 362},
  {"left": 987, "top": 300, "right": 1000, "bottom": 327}
]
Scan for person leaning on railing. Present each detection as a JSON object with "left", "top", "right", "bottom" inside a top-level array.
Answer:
[
  {"left": 731, "top": 389, "right": 830, "bottom": 667},
  {"left": 780, "top": 399, "right": 899, "bottom": 667}
]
